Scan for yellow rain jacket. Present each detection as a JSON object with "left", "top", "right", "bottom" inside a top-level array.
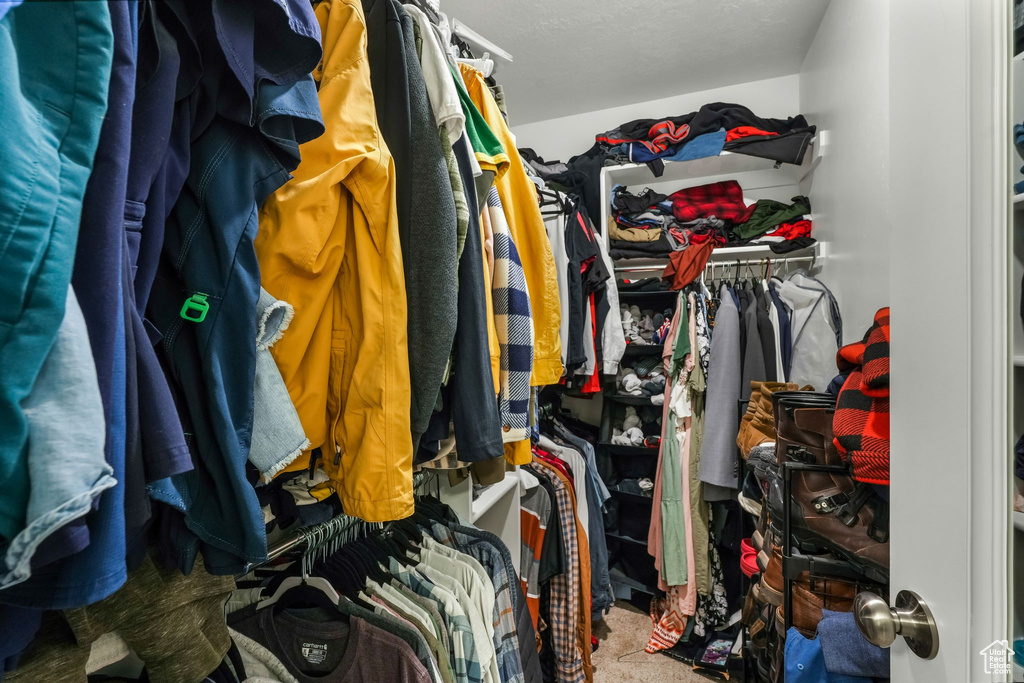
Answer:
[
  {"left": 255, "top": 0, "right": 413, "bottom": 522},
  {"left": 460, "top": 65, "right": 564, "bottom": 387}
]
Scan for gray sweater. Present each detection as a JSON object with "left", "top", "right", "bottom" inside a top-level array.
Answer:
[{"left": 363, "top": 0, "right": 459, "bottom": 449}]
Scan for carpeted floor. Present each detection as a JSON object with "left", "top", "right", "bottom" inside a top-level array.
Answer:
[{"left": 591, "top": 604, "right": 708, "bottom": 682}]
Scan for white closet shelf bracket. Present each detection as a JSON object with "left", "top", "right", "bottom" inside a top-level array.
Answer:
[{"left": 451, "top": 19, "right": 513, "bottom": 63}]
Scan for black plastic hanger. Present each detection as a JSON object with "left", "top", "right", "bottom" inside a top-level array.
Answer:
[
  {"left": 355, "top": 549, "right": 390, "bottom": 590},
  {"left": 349, "top": 537, "right": 394, "bottom": 584},
  {"left": 406, "top": 0, "right": 440, "bottom": 24},
  {"left": 413, "top": 497, "right": 449, "bottom": 525},
  {"left": 389, "top": 521, "right": 423, "bottom": 557},
  {"left": 369, "top": 534, "right": 412, "bottom": 569}
]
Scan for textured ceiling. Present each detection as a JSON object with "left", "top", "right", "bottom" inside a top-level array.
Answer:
[{"left": 441, "top": 0, "right": 830, "bottom": 125}]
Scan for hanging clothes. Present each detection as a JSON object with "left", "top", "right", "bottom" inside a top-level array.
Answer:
[
  {"left": 144, "top": 0, "right": 325, "bottom": 574},
  {"left": 256, "top": 0, "right": 414, "bottom": 522},
  {"left": 526, "top": 460, "right": 593, "bottom": 683},
  {"left": 220, "top": 503, "right": 532, "bottom": 683},
  {"left": 422, "top": 134, "right": 504, "bottom": 464},
  {"left": 777, "top": 273, "right": 842, "bottom": 391},
  {"left": 739, "top": 287, "right": 767, "bottom": 401},
  {"left": 6, "top": 556, "right": 235, "bottom": 683},
  {"left": 753, "top": 282, "right": 778, "bottom": 383},
  {"left": 487, "top": 187, "right": 535, "bottom": 445},
  {"left": 362, "top": 0, "right": 459, "bottom": 453},
  {"left": 460, "top": 65, "right": 564, "bottom": 388},
  {"left": 562, "top": 202, "right": 609, "bottom": 376},
  {"left": 699, "top": 284, "right": 743, "bottom": 494},
  {"left": 0, "top": 0, "right": 114, "bottom": 598},
  {"left": 544, "top": 211, "right": 572, "bottom": 371},
  {"left": 0, "top": 289, "right": 113, "bottom": 592}
]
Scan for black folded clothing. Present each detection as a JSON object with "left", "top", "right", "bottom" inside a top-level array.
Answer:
[
  {"left": 769, "top": 236, "right": 816, "bottom": 254},
  {"left": 617, "top": 277, "right": 671, "bottom": 292},
  {"left": 609, "top": 233, "right": 676, "bottom": 260},
  {"left": 612, "top": 186, "right": 669, "bottom": 214},
  {"left": 611, "top": 248, "right": 671, "bottom": 260}
]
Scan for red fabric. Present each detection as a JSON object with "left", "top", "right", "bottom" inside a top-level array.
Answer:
[
  {"left": 740, "top": 539, "right": 759, "bottom": 579},
  {"left": 669, "top": 180, "right": 755, "bottom": 223},
  {"left": 581, "top": 295, "right": 602, "bottom": 394},
  {"left": 662, "top": 241, "right": 715, "bottom": 290},
  {"left": 833, "top": 308, "right": 891, "bottom": 485},
  {"left": 533, "top": 448, "right": 574, "bottom": 484},
  {"left": 860, "top": 309, "right": 890, "bottom": 396},
  {"left": 597, "top": 120, "right": 692, "bottom": 154},
  {"left": 688, "top": 230, "right": 727, "bottom": 246},
  {"left": 726, "top": 126, "right": 779, "bottom": 142},
  {"left": 576, "top": 210, "right": 597, "bottom": 242},
  {"left": 764, "top": 219, "right": 812, "bottom": 241}
]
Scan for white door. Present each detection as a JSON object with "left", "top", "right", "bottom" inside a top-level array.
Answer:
[{"left": 889, "top": 0, "right": 1011, "bottom": 680}]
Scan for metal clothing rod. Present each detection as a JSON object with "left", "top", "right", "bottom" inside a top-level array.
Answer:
[
  {"left": 245, "top": 512, "right": 369, "bottom": 573},
  {"left": 248, "top": 471, "right": 435, "bottom": 574},
  {"left": 615, "top": 254, "right": 817, "bottom": 273},
  {"left": 451, "top": 18, "right": 513, "bottom": 62}
]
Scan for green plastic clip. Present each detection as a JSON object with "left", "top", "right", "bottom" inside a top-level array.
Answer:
[{"left": 179, "top": 292, "right": 210, "bottom": 323}]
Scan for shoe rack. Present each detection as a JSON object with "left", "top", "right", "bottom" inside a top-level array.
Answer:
[
  {"left": 597, "top": 287, "right": 678, "bottom": 609},
  {"left": 778, "top": 461, "right": 887, "bottom": 634}
]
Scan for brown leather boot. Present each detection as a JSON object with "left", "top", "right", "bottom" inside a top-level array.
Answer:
[
  {"left": 738, "top": 381, "right": 798, "bottom": 458},
  {"left": 772, "top": 392, "right": 836, "bottom": 467},
  {"left": 758, "top": 543, "right": 784, "bottom": 606},
  {"left": 743, "top": 581, "right": 761, "bottom": 626},
  {"left": 773, "top": 406, "right": 890, "bottom": 583},
  {"left": 775, "top": 575, "right": 858, "bottom": 638},
  {"left": 737, "top": 380, "right": 764, "bottom": 457}
]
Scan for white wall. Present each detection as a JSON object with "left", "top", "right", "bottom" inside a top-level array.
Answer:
[
  {"left": 511, "top": 74, "right": 801, "bottom": 163},
  {"left": 799, "top": 0, "right": 890, "bottom": 340}
]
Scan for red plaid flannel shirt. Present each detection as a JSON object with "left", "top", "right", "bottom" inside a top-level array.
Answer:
[{"left": 669, "top": 180, "right": 755, "bottom": 224}]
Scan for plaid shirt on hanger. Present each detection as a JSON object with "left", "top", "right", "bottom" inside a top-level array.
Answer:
[
  {"left": 528, "top": 462, "right": 591, "bottom": 683},
  {"left": 431, "top": 524, "right": 525, "bottom": 683},
  {"left": 390, "top": 557, "right": 484, "bottom": 683}
]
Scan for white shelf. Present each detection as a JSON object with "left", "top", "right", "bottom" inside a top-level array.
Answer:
[
  {"left": 601, "top": 142, "right": 818, "bottom": 191},
  {"left": 614, "top": 241, "right": 825, "bottom": 274},
  {"left": 471, "top": 470, "right": 520, "bottom": 523},
  {"left": 1014, "top": 355, "right": 1024, "bottom": 367},
  {"left": 1014, "top": 510, "right": 1024, "bottom": 533},
  {"left": 1014, "top": 51, "right": 1024, "bottom": 65}
]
